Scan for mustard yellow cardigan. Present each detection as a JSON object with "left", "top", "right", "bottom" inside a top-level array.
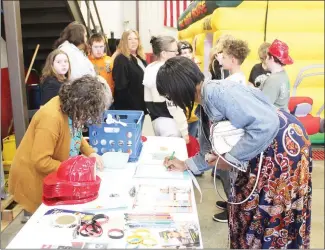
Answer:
[{"left": 8, "top": 97, "right": 95, "bottom": 213}]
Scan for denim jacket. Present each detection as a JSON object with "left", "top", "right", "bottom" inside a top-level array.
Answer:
[{"left": 185, "top": 79, "right": 280, "bottom": 173}]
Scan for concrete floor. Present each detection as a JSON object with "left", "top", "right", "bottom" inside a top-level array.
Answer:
[{"left": 1, "top": 116, "right": 324, "bottom": 248}]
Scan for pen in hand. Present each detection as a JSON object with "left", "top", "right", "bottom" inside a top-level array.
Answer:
[
  {"left": 165, "top": 151, "right": 175, "bottom": 168},
  {"left": 169, "top": 151, "right": 175, "bottom": 160}
]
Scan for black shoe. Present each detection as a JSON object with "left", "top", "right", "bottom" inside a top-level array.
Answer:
[
  {"left": 216, "top": 201, "right": 227, "bottom": 210},
  {"left": 212, "top": 210, "right": 228, "bottom": 223}
]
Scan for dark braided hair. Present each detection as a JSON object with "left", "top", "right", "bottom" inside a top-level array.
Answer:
[{"left": 156, "top": 56, "right": 204, "bottom": 118}]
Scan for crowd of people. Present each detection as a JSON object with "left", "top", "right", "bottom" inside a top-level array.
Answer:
[{"left": 8, "top": 21, "right": 312, "bottom": 249}]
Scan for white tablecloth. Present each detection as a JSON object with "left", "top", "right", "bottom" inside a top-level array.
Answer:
[{"left": 6, "top": 136, "right": 203, "bottom": 249}]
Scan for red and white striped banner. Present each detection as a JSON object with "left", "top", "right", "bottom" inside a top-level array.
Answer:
[{"left": 164, "top": 0, "right": 190, "bottom": 28}]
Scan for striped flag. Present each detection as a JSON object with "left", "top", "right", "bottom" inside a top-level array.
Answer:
[{"left": 164, "top": 0, "right": 191, "bottom": 28}]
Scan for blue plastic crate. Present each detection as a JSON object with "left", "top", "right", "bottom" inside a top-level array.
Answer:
[{"left": 88, "top": 110, "right": 144, "bottom": 162}]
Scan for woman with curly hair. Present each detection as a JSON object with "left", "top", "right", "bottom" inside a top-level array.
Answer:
[
  {"left": 159, "top": 57, "right": 312, "bottom": 249},
  {"left": 8, "top": 75, "right": 112, "bottom": 214}
]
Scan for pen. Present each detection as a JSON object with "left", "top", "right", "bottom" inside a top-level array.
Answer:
[{"left": 169, "top": 151, "right": 175, "bottom": 160}]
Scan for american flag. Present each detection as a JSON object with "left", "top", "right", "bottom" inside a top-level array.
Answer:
[{"left": 164, "top": 0, "right": 191, "bottom": 28}]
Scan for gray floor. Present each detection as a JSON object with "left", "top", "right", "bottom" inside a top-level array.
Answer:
[{"left": 1, "top": 116, "right": 324, "bottom": 248}]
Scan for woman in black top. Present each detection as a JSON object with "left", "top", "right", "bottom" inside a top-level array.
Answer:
[
  {"left": 112, "top": 30, "right": 147, "bottom": 113},
  {"left": 40, "top": 49, "right": 70, "bottom": 105}
]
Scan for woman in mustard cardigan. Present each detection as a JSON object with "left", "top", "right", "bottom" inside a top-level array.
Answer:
[{"left": 8, "top": 75, "right": 112, "bottom": 214}]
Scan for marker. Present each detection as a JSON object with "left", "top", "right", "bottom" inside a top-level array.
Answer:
[
  {"left": 164, "top": 151, "right": 175, "bottom": 168},
  {"left": 169, "top": 151, "right": 175, "bottom": 160}
]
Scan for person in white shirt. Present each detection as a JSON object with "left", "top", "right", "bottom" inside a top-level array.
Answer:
[
  {"left": 208, "top": 37, "right": 251, "bottom": 223},
  {"left": 219, "top": 38, "right": 250, "bottom": 86},
  {"left": 143, "top": 36, "right": 189, "bottom": 143},
  {"left": 53, "top": 22, "right": 96, "bottom": 81}
]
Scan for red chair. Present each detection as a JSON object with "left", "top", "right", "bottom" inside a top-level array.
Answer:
[{"left": 289, "top": 64, "right": 324, "bottom": 135}]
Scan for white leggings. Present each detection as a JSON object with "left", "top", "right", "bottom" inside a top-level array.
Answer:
[{"left": 152, "top": 117, "right": 182, "bottom": 137}]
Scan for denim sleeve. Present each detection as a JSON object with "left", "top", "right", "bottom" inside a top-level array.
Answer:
[
  {"left": 185, "top": 152, "right": 213, "bottom": 175},
  {"left": 206, "top": 82, "right": 280, "bottom": 171},
  {"left": 185, "top": 110, "right": 213, "bottom": 174}
]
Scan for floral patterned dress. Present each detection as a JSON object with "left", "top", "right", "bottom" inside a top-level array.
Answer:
[{"left": 228, "top": 110, "right": 312, "bottom": 249}]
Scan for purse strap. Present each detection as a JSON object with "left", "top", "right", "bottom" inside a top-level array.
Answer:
[{"left": 213, "top": 152, "right": 263, "bottom": 205}]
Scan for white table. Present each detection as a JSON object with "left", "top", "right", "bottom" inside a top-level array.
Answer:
[{"left": 6, "top": 136, "right": 203, "bottom": 249}]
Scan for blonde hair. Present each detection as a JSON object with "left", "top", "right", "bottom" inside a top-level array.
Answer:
[
  {"left": 214, "top": 34, "right": 236, "bottom": 53},
  {"left": 41, "top": 49, "right": 71, "bottom": 83},
  {"left": 117, "top": 30, "right": 145, "bottom": 60},
  {"left": 223, "top": 39, "right": 250, "bottom": 65},
  {"left": 258, "top": 42, "right": 271, "bottom": 62}
]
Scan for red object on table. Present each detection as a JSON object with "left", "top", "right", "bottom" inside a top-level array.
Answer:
[
  {"left": 43, "top": 155, "right": 101, "bottom": 206},
  {"left": 186, "top": 135, "right": 200, "bottom": 157}
]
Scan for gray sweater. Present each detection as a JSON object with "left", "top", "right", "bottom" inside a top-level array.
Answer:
[{"left": 261, "top": 70, "right": 290, "bottom": 112}]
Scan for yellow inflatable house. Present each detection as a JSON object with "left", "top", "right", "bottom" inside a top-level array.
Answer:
[{"left": 177, "top": 0, "right": 324, "bottom": 144}]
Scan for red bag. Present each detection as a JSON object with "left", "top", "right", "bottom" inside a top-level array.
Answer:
[{"left": 186, "top": 135, "right": 200, "bottom": 157}]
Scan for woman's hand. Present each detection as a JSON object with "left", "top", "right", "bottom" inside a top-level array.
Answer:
[
  {"left": 89, "top": 153, "right": 104, "bottom": 171},
  {"left": 163, "top": 157, "right": 188, "bottom": 172}
]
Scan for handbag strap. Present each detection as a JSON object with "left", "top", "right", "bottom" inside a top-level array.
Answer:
[{"left": 213, "top": 152, "right": 264, "bottom": 205}]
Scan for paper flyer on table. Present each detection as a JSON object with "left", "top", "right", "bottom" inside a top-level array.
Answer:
[{"left": 133, "top": 164, "right": 189, "bottom": 180}]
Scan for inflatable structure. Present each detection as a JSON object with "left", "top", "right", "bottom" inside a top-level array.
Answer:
[{"left": 177, "top": 0, "right": 324, "bottom": 144}]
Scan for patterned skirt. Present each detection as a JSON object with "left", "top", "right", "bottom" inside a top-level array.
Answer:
[{"left": 228, "top": 110, "right": 312, "bottom": 249}]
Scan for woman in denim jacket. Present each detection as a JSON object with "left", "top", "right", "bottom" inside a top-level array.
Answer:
[{"left": 158, "top": 57, "right": 312, "bottom": 249}]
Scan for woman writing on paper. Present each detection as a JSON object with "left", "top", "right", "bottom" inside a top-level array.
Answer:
[
  {"left": 9, "top": 75, "right": 112, "bottom": 214},
  {"left": 157, "top": 56, "right": 312, "bottom": 249}
]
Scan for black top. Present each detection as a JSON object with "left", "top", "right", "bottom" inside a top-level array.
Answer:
[
  {"left": 210, "top": 60, "right": 230, "bottom": 80},
  {"left": 40, "top": 76, "right": 61, "bottom": 105},
  {"left": 112, "top": 54, "right": 147, "bottom": 113},
  {"left": 146, "top": 102, "right": 173, "bottom": 121},
  {"left": 248, "top": 63, "right": 271, "bottom": 87}
]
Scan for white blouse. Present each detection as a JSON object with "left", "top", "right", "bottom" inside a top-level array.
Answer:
[{"left": 58, "top": 41, "right": 96, "bottom": 81}]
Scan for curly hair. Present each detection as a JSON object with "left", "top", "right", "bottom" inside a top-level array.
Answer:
[
  {"left": 59, "top": 75, "right": 112, "bottom": 129},
  {"left": 214, "top": 34, "right": 236, "bottom": 53},
  {"left": 222, "top": 39, "right": 250, "bottom": 65}
]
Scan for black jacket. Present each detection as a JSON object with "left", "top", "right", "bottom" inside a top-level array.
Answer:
[
  {"left": 40, "top": 76, "right": 61, "bottom": 105},
  {"left": 112, "top": 54, "right": 147, "bottom": 113}
]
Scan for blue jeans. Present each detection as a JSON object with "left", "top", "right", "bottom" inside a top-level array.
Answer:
[{"left": 188, "top": 121, "right": 199, "bottom": 137}]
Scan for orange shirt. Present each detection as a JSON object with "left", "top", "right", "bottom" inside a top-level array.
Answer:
[{"left": 88, "top": 54, "right": 114, "bottom": 95}]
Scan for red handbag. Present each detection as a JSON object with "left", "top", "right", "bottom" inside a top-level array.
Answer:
[{"left": 186, "top": 135, "right": 200, "bottom": 157}]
